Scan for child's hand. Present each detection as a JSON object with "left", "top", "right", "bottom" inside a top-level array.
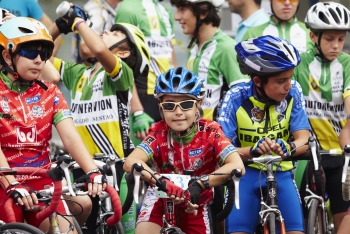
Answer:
[
  {"left": 2, "top": 12, "right": 15, "bottom": 22},
  {"left": 185, "top": 201, "right": 199, "bottom": 216},
  {"left": 270, "top": 138, "right": 291, "bottom": 158}
]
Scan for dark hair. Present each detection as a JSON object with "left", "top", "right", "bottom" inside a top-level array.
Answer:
[
  {"left": 111, "top": 29, "right": 137, "bottom": 69},
  {"left": 254, "top": 0, "right": 262, "bottom": 6},
  {"left": 250, "top": 73, "right": 270, "bottom": 84},
  {"left": 170, "top": 0, "right": 221, "bottom": 27}
]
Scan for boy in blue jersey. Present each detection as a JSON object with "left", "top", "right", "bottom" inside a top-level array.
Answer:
[{"left": 218, "top": 35, "right": 310, "bottom": 233}]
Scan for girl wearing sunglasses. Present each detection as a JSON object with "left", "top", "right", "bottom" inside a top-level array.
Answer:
[
  {"left": 0, "top": 17, "right": 106, "bottom": 233},
  {"left": 242, "top": 0, "right": 313, "bottom": 54},
  {"left": 123, "top": 67, "right": 245, "bottom": 234}
]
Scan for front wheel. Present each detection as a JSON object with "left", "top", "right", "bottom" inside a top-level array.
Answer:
[
  {"left": 96, "top": 217, "right": 124, "bottom": 234},
  {"left": 307, "top": 199, "right": 327, "bottom": 234},
  {"left": 0, "top": 222, "right": 45, "bottom": 234}
]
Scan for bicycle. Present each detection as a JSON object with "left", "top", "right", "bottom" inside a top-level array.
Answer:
[
  {"left": 55, "top": 152, "right": 128, "bottom": 234},
  {"left": 122, "top": 163, "right": 242, "bottom": 234},
  {"left": 3, "top": 165, "right": 122, "bottom": 234}
]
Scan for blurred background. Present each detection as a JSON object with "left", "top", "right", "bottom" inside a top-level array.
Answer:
[{"left": 35, "top": 0, "right": 350, "bottom": 144}]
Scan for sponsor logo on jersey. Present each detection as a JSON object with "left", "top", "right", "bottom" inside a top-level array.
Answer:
[
  {"left": 32, "top": 105, "right": 43, "bottom": 117},
  {"left": 71, "top": 99, "right": 113, "bottom": 114},
  {"left": 275, "top": 100, "right": 287, "bottom": 114},
  {"left": 0, "top": 112, "right": 14, "bottom": 120},
  {"left": 2, "top": 100, "right": 10, "bottom": 113},
  {"left": 16, "top": 126, "right": 37, "bottom": 144},
  {"left": 166, "top": 201, "right": 174, "bottom": 214},
  {"left": 25, "top": 95, "right": 41, "bottom": 104},
  {"left": 251, "top": 106, "right": 264, "bottom": 122},
  {"left": 189, "top": 147, "right": 203, "bottom": 157},
  {"left": 168, "top": 152, "right": 174, "bottom": 165},
  {"left": 53, "top": 95, "right": 59, "bottom": 105},
  {"left": 193, "top": 158, "right": 202, "bottom": 170},
  {"left": 144, "top": 136, "right": 155, "bottom": 145}
]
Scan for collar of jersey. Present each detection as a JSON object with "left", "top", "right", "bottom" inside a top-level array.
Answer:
[
  {"left": 194, "top": 28, "right": 221, "bottom": 46},
  {"left": 269, "top": 15, "right": 297, "bottom": 26},
  {"left": 0, "top": 71, "right": 30, "bottom": 92},
  {"left": 170, "top": 124, "right": 197, "bottom": 144}
]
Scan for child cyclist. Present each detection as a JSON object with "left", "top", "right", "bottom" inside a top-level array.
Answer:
[
  {"left": 218, "top": 35, "right": 310, "bottom": 233},
  {"left": 48, "top": 4, "right": 150, "bottom": 228},
  {"left": 0, "top": 17, "right": 106, "bottom": 233},
  {"left": 123, "top": 67, "right": 246, "bottom": 234},
  {"left": 293, "top": 2, "right": 350, "bottom": 232}
]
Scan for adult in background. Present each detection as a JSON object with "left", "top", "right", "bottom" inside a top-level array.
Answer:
[{"left": 226, "top": 0, "right": 269, "bottom": 42}]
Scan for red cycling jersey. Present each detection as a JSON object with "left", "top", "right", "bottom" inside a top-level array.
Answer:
[
  {"left": 0, "top": 73, "right": 72, "bottom": 179},
  {"left": 137, "top": 119, "right": 236, "bottom": 176}
]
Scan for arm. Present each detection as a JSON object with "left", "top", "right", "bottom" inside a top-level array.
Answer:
[
  {"left": 56, "top": 118, "right": 106, "bottom": 195},
  {"left": 0, "top": 147, "right": 16, "bottom": 188},
  {"left": 39, "top": 60, "right": 60, "bottom": 84},
  {"left": 339, "top": 96, "right": 350, "bottom": 148},
  {"left": 171, "top": 45, "right": 178, "bottom": 68},
  {"left": 40, "top": 13, "right": 62, "bottom": 57}
]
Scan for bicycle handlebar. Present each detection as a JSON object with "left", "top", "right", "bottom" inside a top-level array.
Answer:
[{"left": 4, "top": 167, "right": 62, "bottom": 225}]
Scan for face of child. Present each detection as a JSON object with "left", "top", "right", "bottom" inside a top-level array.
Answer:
[
  {"left": 311, "top": 31, "right": 346, "bottom": 61},
  {"left": 255, "top": 68, "right": 294, "bottom": 102},
  {"left": 160, "top": 95, "right": 198, "bottom": 132},
  {"left": 174, "top": 6, "right": 197, "bottom": 35},
  {"left": 271, "top": 0, "right": 299, "bottom": 22},
  {"left": 13, "top": 50, "right": 47, "bottom": 81},
  {"left": 101, "top": 30, "right": 127, "bottom": 49}
]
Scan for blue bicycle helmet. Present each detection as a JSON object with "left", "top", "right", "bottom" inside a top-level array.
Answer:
[
  {"left": 154, "top": 67, "right": 206, "bottom": 100},
  {"left": 235, "top": 35, "right": 300, "bottom": 76}
]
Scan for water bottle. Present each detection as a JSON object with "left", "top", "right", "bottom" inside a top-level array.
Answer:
[
  {"left": 119, "top": 172, "right": 137, "bottom": 234},
  {"left": 56, "top": 1, "right": 73, "bottom": 19},
  {"left": 342, "top": 166, "right": 350, "bottom": 201}
]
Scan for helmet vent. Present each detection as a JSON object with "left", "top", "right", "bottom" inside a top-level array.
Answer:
[
  {"left": 328, "top": 8, "right": 340, "bottom": 24},
  {"left": 159, "top": 81, "right": 168, "bottom": 90},
  {"left": 18, "top": 26, "right": 34, "bottom": 34},
  {"left": 343, "top": 8, "right": 349, "bottom": 24},
  {"left": 175, "top": 67, "right": 183, "bottom": 75},
  {"left": 318, "top": 12, "right": 330, "bottom": 25},
  {"left": 185, "top": 73, "right": 193, "bottom": 82},
  {"left": 183, "top": 82, "right": 195, "bottom": 92},
  {"left": 282, "top": 44, "right": 294, "bottom": 61},
  {"left": 165, "top": 71, "right": 171, "bottom": 81},
  {"left": 173, "top": 77, "right": 180, "bottom": 89},
  {"left": 266, "top": 41, "right": 279, "bottom": 49}
]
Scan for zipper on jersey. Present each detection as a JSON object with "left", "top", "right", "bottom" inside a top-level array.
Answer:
[{"left": 17, "top": 88, "right": 27, "bottom": 123}]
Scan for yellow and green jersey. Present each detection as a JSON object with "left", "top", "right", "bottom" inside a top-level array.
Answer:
[
  {"left": 53, "top": 57, "right": 135, "bottom": 158},
  {"left": 218, "top": 80, "right": 310, "bottom": 171},
  {"left": 115, "top": 0, "right": 175, "bottom": 95},
  {"left": 187, "top": 29, "right": 248, "bottom": 120},
  {"left": 242, "top": 16, "right": 313, "bottom": 54},
  {"left": 293, "top": 49, "right": 350, "bottom": 150}
]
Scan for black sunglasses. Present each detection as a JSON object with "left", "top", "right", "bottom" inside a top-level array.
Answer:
[
  {"left": 160, "top": 100, "right": 197, "bottom": 112},
  {"left": 18, "top": 49, "right": 51, "bottom": 61}
]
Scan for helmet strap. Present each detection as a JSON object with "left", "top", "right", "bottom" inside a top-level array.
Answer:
[
  {"left": 314, "top": 32, "right": 331, "bottom": 63},
  {"left": 109, "top": 38, "right": 128, "bottom": 52},
  {"left": 187, "top": 16, "right": 203, "bottom": 49}
]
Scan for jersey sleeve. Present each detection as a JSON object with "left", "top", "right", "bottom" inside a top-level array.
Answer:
[
  {"left": 27, "top": 0, "right": 44, "bottom": 20},
  {"left": 217, "top": 86, "right": 242, "bottom": 143},
  {"left": 51, "top": 85, "right": 73, "bottom": 126},
  {"left": 216, "top": 39, "right": 248, "bottom": 86},
  {"left": 341, "top": 53, "right": 350, "bottom": 99},
  {"left": 106, "top": 57, "right": 134, "bottom": 91},
  {"left": 289, "top": 80, "right": 311, "bottom": 133},
  {"left": 207, "top": 123, "right": 238, "bottom": 166},
  {"left": 136, "top": 128, "right": 159, "bottom": 164},
  {"left": 53, "top": 58, "right": 87, "bottom": 91}
]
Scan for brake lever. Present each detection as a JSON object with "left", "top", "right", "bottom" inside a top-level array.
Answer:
[{"left": 342, "top": 145, "right": 350, "bottom": 182}]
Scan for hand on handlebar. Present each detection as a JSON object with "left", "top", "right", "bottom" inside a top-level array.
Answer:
[
  {"left": 75, "top": 171, "right": 107, "bottom": 197},
  {"left": 250, "top": 137, "right": 291, "bottom": 158},
  {"left": 270, "top": 138, "right": 291, "bottom": 158},
  {"left": 158, "top": 176, "right": 185, "bottom": 204},
  {"left": 185, "top": 181, "right": 203, "bottom": 216},
  {"left": 6, "top": 182, "right": 38, "bottom": 210}
]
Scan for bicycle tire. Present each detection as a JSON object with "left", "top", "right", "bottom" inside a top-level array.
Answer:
[
  {"left": 313, "top": 166, "right": 325, "bottom": 198},
  {"left": 104, "top": 222, "right": 124, "bottom": 234},
  {"left": 72, "top": 216, "right": 84, "bottom": 234},
  {"left": 307, "top": 199, "right": 326, "bottom": 234},
  {"left": 0, "top": 222, "right": 45, "bottom": 234},
  {"left": 267, "top": 212, "right": 277, "bottom": 234}
]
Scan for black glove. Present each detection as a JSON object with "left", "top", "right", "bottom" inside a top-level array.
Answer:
[
  {"left": 75, "top": 170, "right": 107, "bottom": 185},
  {"left": 55, "top": 18, "right": 71, "bottom": 34},
  {"left": 187, "top": 181, "right": 203, "bottom": 205}
]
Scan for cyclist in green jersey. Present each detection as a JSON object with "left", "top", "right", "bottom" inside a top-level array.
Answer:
[
  {"left": 49, "top": 7, "right": 150, "bottom": 228},
  {"left": 242, "top": 0, "right": 313, "bottom": 54},
  {"left": 292, "top": 2, "right": 350, "bottom": 232},
  {"left": 115, "top": 0, "right": 178, "bottom": 145},
  {"left": 170, "top": 0, "right": 247, "bottom": 121}
]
